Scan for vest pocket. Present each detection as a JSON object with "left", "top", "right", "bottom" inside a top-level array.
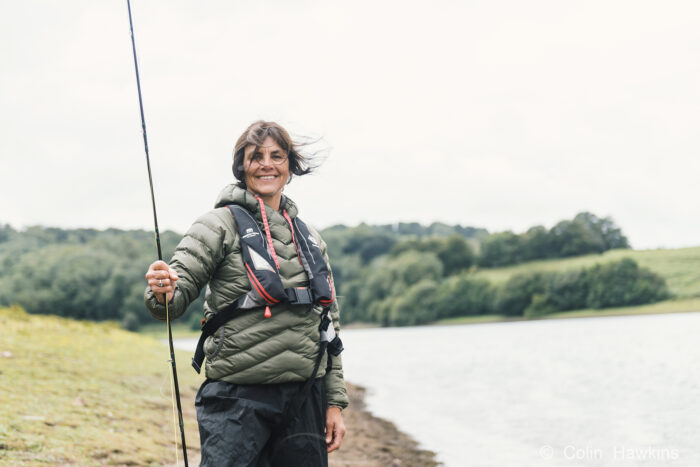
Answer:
[{"left": 204, "top": 326, "right": 226, "bottom": 361}]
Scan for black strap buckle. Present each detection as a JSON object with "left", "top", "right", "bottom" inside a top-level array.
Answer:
[{"left": 286, "top": 287, "right": 313, "bottom": 305}]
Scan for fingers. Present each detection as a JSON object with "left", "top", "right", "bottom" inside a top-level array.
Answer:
[
  {"left": 146, "top": 273, "right": 176, "bottom": 288},
  {"left": 151, "top": 260, "right": 169, "bottom": 270},
  {"left": 146, "top": 261, "right": 169, "bottom": 278},
  {"left": 326, "top": 417, "right": 346, "bottom": 453},
  {"left": 145, "top": 263, "right": 178, "bottom": 283},
  {"left": 325, "top": 419, "right": 333, "bottom": 445},
  {"left": 145, "top": 261, "right": 178, "bottom": 302}
]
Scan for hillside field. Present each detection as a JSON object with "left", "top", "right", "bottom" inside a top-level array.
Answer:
[{"left": 472, "top": 246, "right": 700, "bottom": 298}]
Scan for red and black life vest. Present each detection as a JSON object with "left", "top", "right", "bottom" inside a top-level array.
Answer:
[
  {"left": 230, "top": 202, "right": 335, "bottom": 313},
  {"left": 192, "top": 199, "right": 342, "bottom": 374}
]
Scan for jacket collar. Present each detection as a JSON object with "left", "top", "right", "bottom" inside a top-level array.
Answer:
[{"left": 214, "top": 184, "right": 299, "bottom": 221}]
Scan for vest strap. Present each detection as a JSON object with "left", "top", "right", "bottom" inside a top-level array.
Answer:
[
  {"left": 191, "top": 296, "right": 243, "bottom": 373},
  {"left": 191, "top": 286, "right": 318, "bottom": 373},
  {"left": 286, "top": 287, "right": 314, "bottom": 305}
]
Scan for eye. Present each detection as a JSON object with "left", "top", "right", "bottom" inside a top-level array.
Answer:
[{"left": 271, "top": 154, "right": 286, "bottom": 162}]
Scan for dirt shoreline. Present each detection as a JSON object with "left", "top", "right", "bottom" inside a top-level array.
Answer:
[
  {"left": 330, "top": 382, "right": 441, "bottom": 467},
  {"left": 181, "top": 381, "right": 440, "bottom": 467}
]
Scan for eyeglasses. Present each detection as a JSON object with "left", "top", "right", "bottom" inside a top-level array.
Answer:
[{"left": 246, "top": 152, "right": 288, "bottom": 167}]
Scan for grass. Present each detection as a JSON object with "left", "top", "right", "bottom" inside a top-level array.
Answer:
[
  {"left": 544, "top": 296, "right": 700, "bottom": 319},
  {"left": 433, "top": 296, "right": 700, "bottom": 326},
  {"left": 432, "top": 314, "right": 512, "bottom": 325},
  {"left": 0, "top": 306, "right": 204, "bottom": 466},
  {"left": 138, "top": 322, "right": 200, "bottom": 339},
  {"left": 472, "top": 246, "right": 700, "bottom": 298}
]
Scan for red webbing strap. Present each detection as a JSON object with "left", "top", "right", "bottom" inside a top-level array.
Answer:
[
  {"left": 282, "top": 209, "right": 304, "bottom": 267},
  {"left": 255, "top": 196, "right": 280, "bottom": 270}
]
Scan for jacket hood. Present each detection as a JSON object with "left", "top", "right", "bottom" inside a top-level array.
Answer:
[{"left": 213, "top": 184, "right": 299, "bottom": 219}]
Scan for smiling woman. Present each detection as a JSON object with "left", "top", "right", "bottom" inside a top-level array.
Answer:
[
  {"left": 143, "top": 121, "right": 347, "bottom": 466},
  {"left": 232, "top": 121, "right": 314, "bottom": 211}
]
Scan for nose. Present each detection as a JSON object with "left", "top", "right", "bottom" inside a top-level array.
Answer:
[{"left": 258, "top": 155, "right": 274, "bottom": 168}]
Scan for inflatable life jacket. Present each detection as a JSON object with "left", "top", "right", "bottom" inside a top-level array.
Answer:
[{"left": 191, "top": 199, "right": 344, "bottom": 373}]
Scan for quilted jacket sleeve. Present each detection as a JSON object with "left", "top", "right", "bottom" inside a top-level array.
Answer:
[
  {"left": 316, "top": 230, "right": 350, "bottom": 410},
  {"left": 144, "top": 209, "right": 230, "bottom": 321}
]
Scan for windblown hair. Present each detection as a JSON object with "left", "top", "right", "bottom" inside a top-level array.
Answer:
[{"left": 232, "top": 120, "right": 315, "bottom": 189}]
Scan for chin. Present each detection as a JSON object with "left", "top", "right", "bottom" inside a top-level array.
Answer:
[{"left": 250, "top": 186, "right": 283, "bottom": 197}]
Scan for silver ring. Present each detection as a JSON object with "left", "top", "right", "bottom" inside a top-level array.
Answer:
[{"left": 158, "top": 280, "right": 164, "bottom": 288}]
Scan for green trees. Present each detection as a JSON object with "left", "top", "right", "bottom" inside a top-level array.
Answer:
[
  {"left": 585, "top": 258, "right": 670, "bottom": 308},
  {"left": 433, "top": 276, "right": 495, "bottom": 319},
  {"left": 478, "top": 232, "right": 523, "bottom": 267},
  {"left": 478, "top": 212, "right": 630, "bottom": 267},
  {"left": 344, "top": 251, "right": 443, "bottom": 325},
  {"left": 0, "top": 211, "right": 657, "bottom": 330},
  {"left": 316, "top": 214, "right": 650, "bottom": 326},
  {"left": 0, "top": 224, "right": 14, "bottom": 243},
  {"left": 387, "top": 280, "right": 440, "bottom": 326},
  {"left": 335, "top": 251, "right": 669, "bottom": 325},
  {"left": 435, "top": 235, "right": 476, "bottom": 276},
  {"left": 390, "top": 235, "right": 476, "bottom": 275},
  {"left": 340, "top": 226, "right": 397, "bottom": 264},
  {"left": 516, "top": 259, "right": 671, "bottom": 318},
  {"left": 495, "top": 272, "right": 548, "bottom": 316},
  {"left": 0, "top": 226, "right": 184, "bottom": 329}
]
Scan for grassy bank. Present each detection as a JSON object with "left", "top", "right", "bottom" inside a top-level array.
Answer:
[
  {"left": 0, "top": 306, "right": 439, "bottom": 466},
  {"left": 434, "top": 296, "right": 700, "bottom": 326},
  {"left": 139, "top": 322, "right": 200, "bottom": 339},
  {"left": 0, "top": 305, "right": 204, "bottom": 465}
]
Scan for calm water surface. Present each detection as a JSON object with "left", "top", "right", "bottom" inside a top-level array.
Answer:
[{"left": 175, "top": 312, "right": 700, "bottom": 466}]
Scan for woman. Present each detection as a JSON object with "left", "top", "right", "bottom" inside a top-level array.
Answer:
[{"left": 144, "top": 121, "right": 348, "bottom": 467}]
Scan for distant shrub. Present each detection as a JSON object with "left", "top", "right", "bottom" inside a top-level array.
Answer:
[
  {"left": 543, "top": 268, "right": 591, "bottom": 311},
  {"left": 494, "top": 272, "right": 548, "bottom": 316},
  {"left": 478, "top": 232, "right": 523, "bottom": 267},
  {"left": 433, "top": 275, "right": 495, "bottom": 319},
  {"left": 392, "top": 235, "right": 475, "bottom": 276},
  {"left": 586, "top": 258, "right": 670, "bottom": 308},
  {"left": 121, "top": 312, "right": 140, "bottom": 331},
  {"left": 387, "top": 279, "right": 439, "bottom": 326},
  {"left": 520, "top": 259, "right": 670, "bottom": 318},
  {"left": 524, "top": 293, "right": 557, "bottom": 318}
]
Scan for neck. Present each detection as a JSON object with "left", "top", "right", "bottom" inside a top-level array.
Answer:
[{"left": 250, "top": 190, "right": 282, "bottom": 211}]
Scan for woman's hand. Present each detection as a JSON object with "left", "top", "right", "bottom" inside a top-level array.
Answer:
[
  {"left": 145, "top": 260, "right": 179, "bottom": 305},
  {"left": 325, "top": 406, "right": 346, "bottom": 453}
]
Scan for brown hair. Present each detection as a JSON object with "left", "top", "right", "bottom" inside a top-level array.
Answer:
[{"left": 232, "top": 120, "right": 313, "bottom": 188}]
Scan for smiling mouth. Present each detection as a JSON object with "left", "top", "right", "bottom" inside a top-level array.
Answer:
[{"left": 257, "top": 175, "right": 277, "bottom": 180}]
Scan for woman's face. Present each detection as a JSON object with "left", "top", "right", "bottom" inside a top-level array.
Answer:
[{"left": 243, "top": 136, "right": 290, "bottom": 203}]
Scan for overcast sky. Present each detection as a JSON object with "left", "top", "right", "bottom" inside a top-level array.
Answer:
[{"left": 1, "top": 1, "right": 698, "bottom": 249}]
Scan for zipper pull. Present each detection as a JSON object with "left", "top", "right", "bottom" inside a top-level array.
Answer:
[{"left": 264, "top": 306, "right": 272, "bottom": 318}]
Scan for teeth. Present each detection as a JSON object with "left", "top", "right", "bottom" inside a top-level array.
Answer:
[{"left": 259, "top": 176, "right": 276, "bottom": 180}]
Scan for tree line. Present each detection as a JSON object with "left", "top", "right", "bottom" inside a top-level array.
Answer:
[
  {"left": 333, "top": 252, "right": 669, "bottom": 326},
  {"left": 0, "top": 211, "right": 664, "bottom": 329},
  {"left": 324, "top": 211, "right": 630, "bottom": 271},
  {"left": 323, "top": 212, "right": 663, "bottom": 325},
  {"left": 0, "top": 224, "right": 204, "bottom": 330}
]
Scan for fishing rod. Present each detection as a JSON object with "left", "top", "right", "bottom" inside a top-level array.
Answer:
[{"left": 125, "top": 1, "right": 188, "bottom": 465}]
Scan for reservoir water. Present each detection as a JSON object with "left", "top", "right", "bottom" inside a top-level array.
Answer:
[{"left": 174, "top": 311, "right": 700, "bottom": 466}]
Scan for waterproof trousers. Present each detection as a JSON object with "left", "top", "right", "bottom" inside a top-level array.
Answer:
[{"left": 195, "top": 377, "right": 328, "bottom": 467}]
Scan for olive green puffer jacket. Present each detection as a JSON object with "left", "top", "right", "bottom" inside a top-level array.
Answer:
[{"left": 144, "top": 184, "right": 349, "bottom": 409}]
